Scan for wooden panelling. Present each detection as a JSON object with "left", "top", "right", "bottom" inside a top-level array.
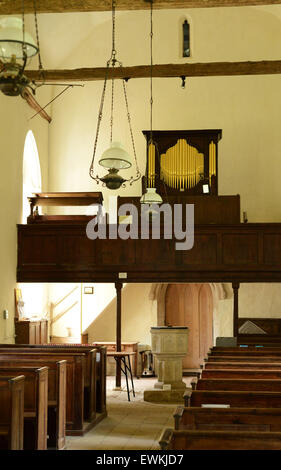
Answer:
[
  {"left": 136, "top": 239, "right": 176, "bottom": 265},
  {"left": 20, "top": 235, "right": 57, "bottom": 265},
  {"left": 59, "top": 234, "right": 97, "bottom": 265},
  {"left": 99, "top": 238, "right": 136, "bottom": 266},
  {"left": 117, "top": 195, "right": 240, "bottom": 224},
  {"left": 17, "top": 223, "right": 281, "bottom": 283},
  {"left": 182, "top": 234, "right": 217, "bottom": 265},
  {"left": 263, "top": 234, "right": 281, "bottom": 265},
  {"left": 222, "top": 234, "right": 258, "bottom": 265}
]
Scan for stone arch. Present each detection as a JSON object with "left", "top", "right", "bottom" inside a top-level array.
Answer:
[{"left": 151, "top": 282, "right": 225, "bottom": 368}]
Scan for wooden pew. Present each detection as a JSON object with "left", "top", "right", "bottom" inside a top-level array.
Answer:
[
  {"left": 173, "top": 406, "right": 281, "bottom": 431},
  {"left": 159, "top": 428, "right": 281, "bottom": 450},
  {"left": 0, "top": 367, "right": 48, "bottom": 450},
  {"left": 205, "top": 355, "right": 281, "bottom": 362},
  {"left": 0, "top": 376, "right": 24, "bottom": 450},
  {"left": 209, "top": 347, "right": 281, "bottom": 356},
  {"left": 184, "top": 389, "right": 281, "bottom": 408},
  {"left": 0, "top": 361, "right": 66, "bottom": 450},
  {"left": 202, "top": 368, "right": 281, "bottom": 380},
  {"left": 194, "top": 378, "right": 281, "bottom": 392},
  {"left": 204, "top": 361, "right": 281, "bottom": 370},
  {"left": 238, "top": 335, "right": 281, "bottom": 347},
  {"left": 0, "top": 344, "right": 107, "bottom": 419},
  {"left": 0, "top": 351, "right": 84, "bottom": 435},
  {"left": 29, "top": 344, "right": 107, "bottom": 418}
]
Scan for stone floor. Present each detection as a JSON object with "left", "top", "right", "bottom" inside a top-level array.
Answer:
[{"left": 66, "top": 376, "right": 193, "bottom": 450}]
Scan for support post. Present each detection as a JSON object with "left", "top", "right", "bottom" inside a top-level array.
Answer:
[
  {"left": 232, "top": 282, "right": 240, "bottom": 338},
  {"left": 115, "top": 282, "right": 123, "bottom": 388}
]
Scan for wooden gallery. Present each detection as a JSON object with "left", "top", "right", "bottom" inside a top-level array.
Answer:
[{"left": 0, "top": 0, "right": 281, "bottom": 452}]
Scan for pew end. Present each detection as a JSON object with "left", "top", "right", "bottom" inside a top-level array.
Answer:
[{"left": 159, "top": 428, "right": 174, "bottom": 450}]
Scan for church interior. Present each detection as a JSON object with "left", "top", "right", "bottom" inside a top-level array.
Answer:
[{"left": 0, "top": 0, "right": 281, "bottom": 452}]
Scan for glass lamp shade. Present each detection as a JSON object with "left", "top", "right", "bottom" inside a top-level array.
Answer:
[
  {"left": 99, "top": 141, "right": 133, "bottom": 170},
  {"left": 140, "top": 187, "right": 163, "bottom": 204},
  {"left": 0, "top": 17, "right": 38, "bottom": 60}
]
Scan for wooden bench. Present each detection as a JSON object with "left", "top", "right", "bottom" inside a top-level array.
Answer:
[
  {"left": 193, "top": 378, "right": 281, "bottom": 392},
  {"left": 204, "top": 361, "right": 281, "bottom": 370},
  {"left": 202, "top": 368, "right": 281, "bottom": 379},
  {"left": 35, "top": 344, "right": 107, "bottom": 417},
  {"left": 238, "top": 335, "right": 281, "bottom": 347},
  {"left": 209, "top": 347, "right": 281, "bottom": 357},
  {"left": 205, "top": 355, "right": 281, "bottom": 362},
  {"left": 0, "top": 344, "right": 107, "bottom": 419},
  {"left": 184, "top": 389, "right": 281, "bottom": 408},
  {"left": 159, "top": 428, "right": 281, "bottom": 450},
  {"left": 0, "top": 361, "right": 66, "bottom": 450},
  {"left": 0, "top": 351, "right": 84, "bottom": 435},
  {"left": 0, "top": 376, "right": 24, "bottom": 450},
  {"left": 173, "top": 406, "right": 281, "bottom": 432},
  {"left": 0, "top": 367, "right": 48, "bottom": 450}
]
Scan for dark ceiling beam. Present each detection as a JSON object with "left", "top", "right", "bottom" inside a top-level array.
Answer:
[
  {"left": 25, "top": 60, "right": 281, "bottom": 82},
  {"left": 0, "top": 0, "right": 281, "bottom": 14}
]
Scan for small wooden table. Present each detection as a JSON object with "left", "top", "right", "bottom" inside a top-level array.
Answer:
[
  {"left": 93, "top": 342, "right": 139, "bottom": 377},
  {"left": 107, "top": 352, "right": 136, "bottom": 401}
]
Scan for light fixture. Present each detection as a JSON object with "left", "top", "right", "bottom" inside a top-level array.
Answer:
[
  {"left": 140, "top": 187, "right": 163, "bottom": 204},
  {"left": 0, "top": 1, "right": 82, "bottom": 117},
  {"left": 0, "top": 17, "right": 38, "bottom": 60},
  {"left": 140, "top": 0, "right": 163, "bottom": 205},
  {"left": 89, "top": 0, "right": 141, "bottom": 190},
  {"left": 0, "top": 1, "right": 40, "bottom": 97}
]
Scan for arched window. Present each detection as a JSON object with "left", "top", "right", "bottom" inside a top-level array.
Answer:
[
  {"left": 20, "top": 131, "right": 46, "bottom": 319},
  {"left": 183, "top": 20, "right": 190, "bottom": 58},
  {"left": 22, "top": 130, "right": 42, "bottom": 223}
]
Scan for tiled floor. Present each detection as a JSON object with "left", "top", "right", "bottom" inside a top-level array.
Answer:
[{"left": 66, "top": 376, "right": 192, "bottom": 450}]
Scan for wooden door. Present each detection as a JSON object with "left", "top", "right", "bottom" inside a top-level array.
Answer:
[{"left": 165, "top": 284, "right": 213, "bottom": 369}]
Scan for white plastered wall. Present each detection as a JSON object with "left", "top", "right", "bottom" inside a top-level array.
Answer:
[
  {"left": 2, "top": 6, "right": 280, "bottom": 344},
  {"left": 46, "top": 6, "right": 281, "bottom": 344},
  {"left": 0, "top": 84, "right": 51, "bottom": 342}
]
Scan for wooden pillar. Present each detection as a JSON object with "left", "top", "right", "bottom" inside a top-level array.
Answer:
[
  {"left": 115, "top": 282, "right": 123, "bottom": 388},
  {"left": 232, "top": 282, "right": 240, "bottom": 338}
]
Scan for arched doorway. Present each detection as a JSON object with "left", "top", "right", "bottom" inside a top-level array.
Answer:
[{"left": 165, "top": 284, "right": 213, "bottom": 368}]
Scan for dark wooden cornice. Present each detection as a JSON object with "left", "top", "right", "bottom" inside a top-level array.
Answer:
[{"left": 1, "top": 0, "right": 281, "bottom": 14}]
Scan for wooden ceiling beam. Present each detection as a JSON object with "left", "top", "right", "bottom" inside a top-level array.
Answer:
[
  {"left": 1, "top": 0, "right": 281, "bottom": 15},
  {"left": 25, "top": 60, "right": 281, "bottom": 82}
]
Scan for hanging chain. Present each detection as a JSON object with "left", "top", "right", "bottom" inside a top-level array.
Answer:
[
  {"left": 110, "top": 0, "right": 116, "bottom": 143},
  {"left": 90, "top": 0, "right": 115, "bottom": 179},
  {"left": 90, "top": 0, "right": 140, "bottom": 185},
  {"left": 148, "top": 0, "right": 168, "bottom": 201},
  {"left": 122, "top": 79, "right": 141, "bottom": 182},
  {"left": 21, "top": 0, "right": 27, "bottom": 60},
  {"left": 111, "top": 0, "right": 117, "bottom": 64},
  {"left": 89, "top": 63, "right": 110, "bottom": 180},
  {"left": 149, "top": 0, "right": 153, "bottom": 145},
  {"left": 33, "top": 0, "right": 45, "bottom": 82}
]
